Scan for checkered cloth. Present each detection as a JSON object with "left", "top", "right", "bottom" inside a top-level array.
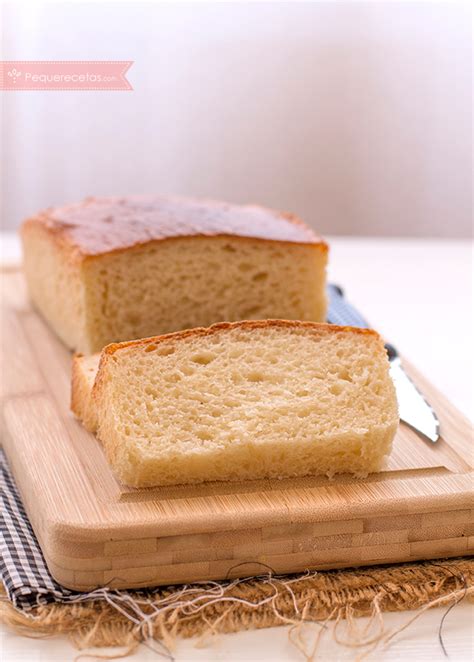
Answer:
[
  {"left": 0, "top": 284, "right": 368, "bottom": 610},
  {"left": 326, "top": 284, "right": 368, "bottom": 328},
  {"left": 0, "top": 450, "right": 75, "bottom": 608}
]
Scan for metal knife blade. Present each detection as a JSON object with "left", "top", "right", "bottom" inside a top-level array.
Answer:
[{"left": 327, "top": 284, "right": 440, "bottom": 443}]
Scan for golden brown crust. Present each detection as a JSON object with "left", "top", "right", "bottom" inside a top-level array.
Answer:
[
  {"left": 102, "top": 319, "right": 380, "bottom": 357},
  {"left": 70, "top": 354, "right": 86, "bottom": 419},
  {"left": 71, "top": 353, "right": 101, "bottom": 430},
  {"left": 21, "top": 196, "right": 328, "bottom": 260}
]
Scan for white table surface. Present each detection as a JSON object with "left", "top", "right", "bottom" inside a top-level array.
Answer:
[{"left": 1, "top": 234, "right": 473, "bottom": 661}]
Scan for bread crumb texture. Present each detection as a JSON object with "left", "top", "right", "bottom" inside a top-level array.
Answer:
[
  {"left": 83, "top": 237, "right": 327, "bottom": 352},
  {"left": 75, "top": 322, "right": 398, "bottom": 487}
]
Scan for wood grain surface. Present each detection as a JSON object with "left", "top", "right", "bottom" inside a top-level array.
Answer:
[{"left": 1, "top": 268, "right": 473, "bottom": 590}]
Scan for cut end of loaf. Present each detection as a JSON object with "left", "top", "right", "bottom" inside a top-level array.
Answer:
[
  {"left": 72, "top": 320, "right": 399, "bottom": 488},
  {"left": 71, "top": 353, "right": 101, "bottom": 431}
]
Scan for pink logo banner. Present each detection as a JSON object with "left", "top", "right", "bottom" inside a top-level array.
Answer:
[{"left": 0, "top": 61, "right": 133, "bottom": 91}]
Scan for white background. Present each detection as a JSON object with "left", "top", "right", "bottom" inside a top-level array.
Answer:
[{"left": 1, "top": 1, "right": 472, "bottom": 236}]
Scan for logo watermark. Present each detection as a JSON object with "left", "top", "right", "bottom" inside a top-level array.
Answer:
[{"left": 0, "top": 61, "right": 133, "bottom": 91}]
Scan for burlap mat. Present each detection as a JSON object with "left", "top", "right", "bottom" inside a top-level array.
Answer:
[{"left": 1, "top": 557, "right": 473, "bottom": 659}]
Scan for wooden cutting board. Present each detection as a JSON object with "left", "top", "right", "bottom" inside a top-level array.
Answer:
[{"left": 1, "top": 268, "right": 473, "bottom": 591}]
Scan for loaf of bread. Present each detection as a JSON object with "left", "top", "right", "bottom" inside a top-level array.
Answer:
[
  {"left": 21, "top": 196, "right": 328, "bottom": 354},
  {"left": 71, "top": 320, "right": 398, "bottom": 488}
]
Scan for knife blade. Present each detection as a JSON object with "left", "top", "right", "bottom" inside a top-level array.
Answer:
[{"left": 327, "top": 284, "right": 440, "bottom": 443}]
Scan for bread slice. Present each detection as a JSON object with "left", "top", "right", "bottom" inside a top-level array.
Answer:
[
  {"left": 21, "top": 196, "right": 328, "bottom": 354},
  {"left": 71, "top": 352, "right": 101, "bottom": 432},
  {"left": 71, "top": 320, "right": 398, "bottom": 488}
]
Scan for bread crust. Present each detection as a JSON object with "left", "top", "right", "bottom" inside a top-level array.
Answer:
[
  {"left": 102, "top": 319, "right": 380, "bottom": 357},
  {"left": 70, "top": 353, "right": 85, "bottom": 419},
  {"left": 21, "top": 195, "right": 328, "bottom": 262},
  {"left": 71, "top": 352, "right": 101, "bottom": 430}
]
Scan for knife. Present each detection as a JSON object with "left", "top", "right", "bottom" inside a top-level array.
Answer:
[{"left": 327, "top": 284, "right": 440, "bottom": 443}]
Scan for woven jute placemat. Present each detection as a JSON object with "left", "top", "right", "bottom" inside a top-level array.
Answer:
[{"left": 1, "top": 558, "right": 473, "bottom": 659}]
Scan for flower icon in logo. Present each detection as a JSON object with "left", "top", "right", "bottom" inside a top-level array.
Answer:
[{"left": 7, "top": 68, "right": 22, "bottom": 83}]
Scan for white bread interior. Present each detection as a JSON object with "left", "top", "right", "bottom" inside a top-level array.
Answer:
[
  {"left": 71, "top": 320, "right": 398, "bottom": 488},
  {"left": 82, "top": 236, "right": 327, "bottom": 354}
]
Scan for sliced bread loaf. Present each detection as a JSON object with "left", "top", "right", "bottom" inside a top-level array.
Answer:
[{"left": 71, "top": 320, "right": 398, "bottom": 488}]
